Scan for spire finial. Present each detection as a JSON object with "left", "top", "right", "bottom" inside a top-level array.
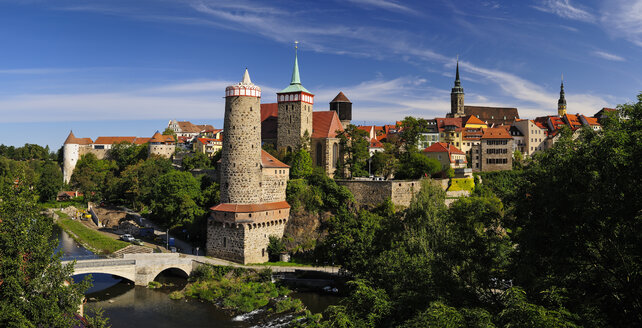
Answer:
[
  {"left": 290, "top": 41, "right": 301, "bottom": 85},
  {"left": 242, "top": 67, "right": 252, "bottom": 84}
]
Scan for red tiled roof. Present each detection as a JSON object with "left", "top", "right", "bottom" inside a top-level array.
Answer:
[
  {"left": 369, "top": 138, "right": 383, "bottom": 148},
  {"left": 260, "top": 103, "right": 279, "bottom": 122},
  {"left": 150, "top": 131, "right": 175, "bottom": 143},
  {"left": 63, "top": 131, "right": 93, "bottom": 145},
  {"left": 261, "top": 150, "right": 289, "bottom": 168},
  {"left": 210, "top": 201, "right": 290, "bottom": 213},
  {"left": 435, "top": 117, "right": 463, "bottom": 128},
  {"left": 134, "top": 138, "right": 151, "bottom": 144},
  {"left": 423, "top": 142, "right": 465, "bottom": 155},
  {"left": 94, "top": 136, "right": 137, "bottom": 144},
  {"left": 197, "top": 138, "right": 222, "bottom": 145},
  {"left": 481, "top": 127, "right": 513, "bottom": 139},
  {"left": 463, "top": 115, "right": 486, "bottom": 126},
  {"left": 330, "top": 91, "right": 351, "bottom": 103},
  {"left": 312, "top": 111, "right": 344, "bottom": 139},
  {"left": 581, "top": 115, "right": 600, "bottom": 126}
]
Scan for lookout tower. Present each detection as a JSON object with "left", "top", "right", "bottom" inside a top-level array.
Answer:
[
  {"left": 208, "top": 69, "right": 291, "bottom": 264},
  {"left": 277, "top": 42, "right": 314, "bottom": 152},
  {"left": 449, "top": 58, "right": 465, "bottom": 118}
]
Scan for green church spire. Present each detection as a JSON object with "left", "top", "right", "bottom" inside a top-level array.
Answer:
[
  {"left": 279, "top": 41, "right": 311, "bottom": 94},
  {"left": 291, "top": 41, "right": 301, "bottom": 85}
]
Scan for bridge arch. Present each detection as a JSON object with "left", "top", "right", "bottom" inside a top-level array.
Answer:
[{"left": 152, "top": 267, "right": 190, "bottom": 281}]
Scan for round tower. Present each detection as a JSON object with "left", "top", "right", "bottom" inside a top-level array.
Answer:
[
  {"left": 220, "top": 69, "right": 262, "bottom": 204},
  {"left": 63, "top": 131, "right": 80, "bottom": 184}
]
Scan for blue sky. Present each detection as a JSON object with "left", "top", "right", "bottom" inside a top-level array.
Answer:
[{"left": 1, "top": 0, "right": 641, "bottom": 149}]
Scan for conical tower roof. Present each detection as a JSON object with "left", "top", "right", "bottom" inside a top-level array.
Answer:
[
  {"left": 452, "top": 57, "right": 464, "bottom": 94},
  {"left": 279, "top": 42, "right": 311, "bottom": 94},
  {"left": 330, "top": 91, "right": 351, "bottom": 103},
  {"left": 64, "top": 131, "right": 77, "bottom": 144},
  {"left": 558, "top": 76, "right": 567, "bottom": 106},
  {"left": 150, "top": 130, "right": 164, "bottom": 142}
]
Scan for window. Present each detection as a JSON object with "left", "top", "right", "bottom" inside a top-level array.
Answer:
[{"left": 223, "top": 237, "right": 227, "bottom": 248}]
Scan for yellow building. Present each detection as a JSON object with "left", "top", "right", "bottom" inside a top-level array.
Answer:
[{"left": 194, "top": 137, "right": 223, "bottom": 157}]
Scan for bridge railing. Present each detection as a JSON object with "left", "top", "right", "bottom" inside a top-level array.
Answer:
[{"left": 65, "top": 259, "right": 136, "bottom": 268}]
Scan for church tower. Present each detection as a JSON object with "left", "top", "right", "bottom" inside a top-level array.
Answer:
[
  {"left": 277, "top": 42, "right": 314, "bottom": 152},
  {"left": 558, "top": 76, "right": 567, "bottom": 117},
  {"left": 449, "top": 59, "right": 465, "bottom": 118}
]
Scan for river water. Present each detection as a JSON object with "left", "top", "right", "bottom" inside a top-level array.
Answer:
[{"left": 53, "top": 226, "right": 341, "bottom": 327}]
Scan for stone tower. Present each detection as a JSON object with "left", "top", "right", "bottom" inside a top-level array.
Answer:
[
  {"left": 277, "top": 42, "right": 314, "bottom": 152},
  {"left": 558, "top": 76, "right": 567, "bottom": 117},
  {"left": 208, "top": 69, "right": 291, "bottom": 264},
  {"left": 219, "top": 69, "right": 262, "bottom": 204},
  {"left": 449, "top": 59, "right": 465, "bottom": 118},
  {"left": 330, "top": 91, "right": 352, "bottom": 128},
  {"left": 62, "top": 131, "right": 80, "bottom": 184}
]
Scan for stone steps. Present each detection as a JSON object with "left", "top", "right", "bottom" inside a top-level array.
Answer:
[{"left": 111, "top": 245, "right": 153, "bottom": 258}]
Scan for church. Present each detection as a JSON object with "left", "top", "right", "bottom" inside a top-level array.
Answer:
[{"left": 260, "top": 45, "right": 349, "bottom": 177}]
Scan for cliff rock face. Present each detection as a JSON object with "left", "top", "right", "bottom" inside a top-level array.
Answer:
[{"left": 283, "top": 210, "right": 332, "bottom": 253}]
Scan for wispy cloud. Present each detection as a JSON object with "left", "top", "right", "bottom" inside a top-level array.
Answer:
[
  {"left": 345, "top": 0, "right": 414, "bottom": 14},
  {"left": 0, "top": 68, "right": 76, "bottom": 74},
  {"left": 592, "top": 50, "right": 625, "bottom": 62},
  {"left": 600, "top": 0, "right": 642, "bottom": 47},
  {"left": 533, "top": 0, "right": 595, "bottom": 22}
]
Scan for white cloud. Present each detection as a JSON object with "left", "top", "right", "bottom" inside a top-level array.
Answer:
[
  {"left": 592, "top": 50, "right": 625, "bottom": 62},
  {"left": 345, "top": 0, "right": 414, "bottom": 14},
  {"left": 533, "top": 0, "right": 595, "bottom": 22},
  {"left": 600, "top": 0, "right": 642, "bottom": 47}
]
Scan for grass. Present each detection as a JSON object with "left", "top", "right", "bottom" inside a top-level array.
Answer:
[
  {"left": 448, "top": 178, "right": 475, "bottom": 192},
  {"left": 56, "top": 218, "right": 129, "bottom": 254}
]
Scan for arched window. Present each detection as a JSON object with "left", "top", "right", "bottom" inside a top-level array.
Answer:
[
  {"left": 223, "top": 237, "right": 227, "bottom": 248},
  {"left": 316, "top": 142, "right": 323, "bottom": 166},
  {"left": 332, "top": 143, "right": 338, "bottom": 168}
]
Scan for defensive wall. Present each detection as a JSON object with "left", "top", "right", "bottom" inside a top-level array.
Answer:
[{"left": 336, "top": 178, "right": 451, "bottom": 208}]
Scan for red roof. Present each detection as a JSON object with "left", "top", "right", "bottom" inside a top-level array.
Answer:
[
  {"left": 312, "top": 111, "right": 344, "bottom": 139},
  {"left": 63, "top": 131, "right": 93, "bottom": 145},
  {"left": 94, "top": 136, "right": 137, "bottom": 144},
  {"left": 463, "top": 115, "right": 486, "bottom": 126},
  {"left": 196, "top": 138, "right": 222, "bottom": 145},
  {"left": 436, "top": 117, "right": 463, "bottom": 130},
  {"left": 260, "top": 103, "right": 279, "bottom": 122},
  {"left": 330, "top": 91, "right": 351, "bottom": 103},
  {"left": 210, "top": 201, "right": 290, "bottom": 213},
  {"left": 261, "top": 150, "right": 289, "bottom": 168},
  {"left": 581, "top": 115, "right": 600, "bottom": 126},
  {"left": 134, "top": 138, "right": 151, "bottom": 144},
  {"left": 150, "top": 131, "right": 175, "bottom": 143},
  {"left": 481, "top": 127, "right": 513, "bottom": 139},
  {"left": 423, "top": 142, "right": 465, "bottom": 155},
  {"left": 369, "top": 138, "right": 383, "bottom": 148}
]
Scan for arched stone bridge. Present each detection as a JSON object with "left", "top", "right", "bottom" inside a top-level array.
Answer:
[
  {"left": 63, "top": 253, "right": 342, "bottom": 286},
  {"left": 63, "top": 253, "right": 195, "bottom": 286}
]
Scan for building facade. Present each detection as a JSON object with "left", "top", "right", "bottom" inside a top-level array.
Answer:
[{"left": 471, "top": 128, "right": 514, "bottom": 172}]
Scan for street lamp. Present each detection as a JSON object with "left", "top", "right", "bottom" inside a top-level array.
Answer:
[{"left": 166, "top": 229, "right": 169, "bottom": 250}]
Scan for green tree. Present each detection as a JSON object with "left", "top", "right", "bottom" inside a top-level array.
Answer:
[
  {"left": 149, "top": 171, "right": 204, "bottom": 228},
  {"left": 511, "top": 93, "right": 642, "bottom": 326},
  {"left": 182, "top": 152, "right": 212, "bottom": 170},
  {"left": 267, "top": 236, "right": 286, "bottom": 262},
  {"left": 106, "top": 156, "right": 173, "bottom": 210},
  {"left": 0, "top": 176, "right": 91, "bottom": 327},
  {"left": 37, "top": 160, "right": 63, "bottom": 202},
  {"left": 398, "top": 116, "right": 433, "bottom": 150},
  {"left": 70, "top": 153, "right": 117, "bottom": 202},
  {"left": 395, "top": 150, "right": 441, "bottom": 179},
  {"left": 370, "top": 143, "right": 397, "bottom": 178},
  {"left": 337, "top": 125, "right": 369, "bottom": 178},
  {"left": 107, "top": 141, "right": 148, "bottom": 170},
  {"left": 290, "top": 148, "right": 313, "bottom": 179}
]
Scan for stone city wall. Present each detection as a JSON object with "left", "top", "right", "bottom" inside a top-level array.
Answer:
[{"left": 337, "top": 179, "right": 424, "bottom": 208}]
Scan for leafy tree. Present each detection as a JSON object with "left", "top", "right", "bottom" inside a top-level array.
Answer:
[
  {"left": 107, "top": 141, "right": 148, "bottom": 170},
  {"left": 398, "top": 116, "right": 433, "bottom": 150},
  {"left": 512, "top": 150, "right": 524, "bottom": 170},
  {"left": 149, "top": 171, "right": 204, "bottom": 228},
  {"left": 182, "top": 152, "right": 212, "bottom": 170},
  {"left": 511, "top": 93, "right": 642, "bottom": 326},
  {"left": 37, "top": 160, "right": 63, "bottom": 202},
  {"left": 267, "top": 236, "right": 286, "bottom": 261},
  {"left": 290, "top": 148, "right": 313, "bottom": 179},
  {"left": 337, "top": 125, "right": 369, "bottom": 178},
  {"left": 395, "top": 150, "right": 441, "bottom": 179},
  {"left": 0, "top": 176, "right": 91, "bottom": 327},
  {"left": 370, "top": 143, "right": 397, "bottom": 178},
  {"left": 106, "top": 156, "right": 173, "bottom": 210},
  {"left": 70, "top": 153, "right": 117, "bottom": 202}
]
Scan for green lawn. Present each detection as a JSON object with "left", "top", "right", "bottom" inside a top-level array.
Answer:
[
  {"left": 448, "top": 178, "right": 475, "bottom": 192},
  {"left": 56, "top": 219, "right": 129, "bottom": 254}
]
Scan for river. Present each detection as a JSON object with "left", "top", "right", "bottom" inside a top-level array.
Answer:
[{"left": 53, "top": 226, "right": 341, "bottom": 327}]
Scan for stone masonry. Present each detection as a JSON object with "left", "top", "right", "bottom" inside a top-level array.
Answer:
[
  {"left": 336, "top": 179, "right": 423, "bottom": 208},
  {"left": 277, "top": 99, "right": 313, "bottom": 152}
]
